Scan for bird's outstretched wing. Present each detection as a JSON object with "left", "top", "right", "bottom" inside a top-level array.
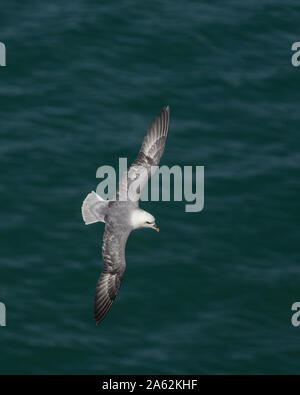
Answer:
[
  {"left": 117, "top": 106, "right": 170, "bottom": 202},
  {"left": 94, "top": 224, "right": 128, "bottom": 324}
]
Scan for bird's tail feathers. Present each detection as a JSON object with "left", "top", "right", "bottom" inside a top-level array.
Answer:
[{"left": 81, "top": 191, "right": 108, "bottom": 225}]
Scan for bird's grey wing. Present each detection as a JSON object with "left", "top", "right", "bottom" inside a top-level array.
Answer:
[
  {"left": 94, "top": 224, "right": 127, "bottom": 324},
  {"left": 117, "top": 106, "right": 170, "bottom": 202}
]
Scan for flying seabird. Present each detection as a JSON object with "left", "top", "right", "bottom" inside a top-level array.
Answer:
[{"left": 82, "top": 106, "right": 170, "bottom": 324}]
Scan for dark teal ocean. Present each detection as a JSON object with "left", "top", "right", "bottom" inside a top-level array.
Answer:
[{"left": 1, "top": 1, "right": 300, "bottom": 374}]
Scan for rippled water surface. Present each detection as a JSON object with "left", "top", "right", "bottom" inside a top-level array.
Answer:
[{"left": 0, "top": 0, "right": 300, "bottom": 374}]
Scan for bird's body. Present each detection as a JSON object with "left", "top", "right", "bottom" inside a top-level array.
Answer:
[{"left": 82, "top": 106, "right": 170, "bottom": 324}]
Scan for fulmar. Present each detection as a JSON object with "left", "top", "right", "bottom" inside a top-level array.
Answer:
[{"left": 82, "top": 106, "right": 170, "bottom": 324}]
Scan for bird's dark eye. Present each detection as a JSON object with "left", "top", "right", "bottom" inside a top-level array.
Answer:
[{"left": 146, "top": 221, "right": 152, "bottom": 224}]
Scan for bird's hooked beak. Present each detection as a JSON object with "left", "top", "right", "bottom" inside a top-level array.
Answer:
[{"left": 152, "top": 224, "right": 160, "bottom": 232}]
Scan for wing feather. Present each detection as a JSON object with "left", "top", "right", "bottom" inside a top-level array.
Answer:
[
  {"left": 117, "top": 106, "right": 170, "bottom": 202},
  {"left": 94, "top": 224, "right": 127, "bottom": 324}
]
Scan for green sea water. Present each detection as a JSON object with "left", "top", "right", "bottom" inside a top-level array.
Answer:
[{"left": 1, "top": 0, "right": 300, "bottom": 374}]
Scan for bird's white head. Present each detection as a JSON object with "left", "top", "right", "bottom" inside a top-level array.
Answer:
[{"left": 130, "top": 209, "right": 160, "bottom": 232}]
